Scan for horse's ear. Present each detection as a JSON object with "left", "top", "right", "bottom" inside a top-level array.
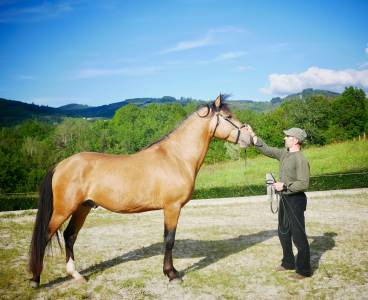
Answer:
[{"left": 214, "top": 94, "right": 222, "bottom": 109}]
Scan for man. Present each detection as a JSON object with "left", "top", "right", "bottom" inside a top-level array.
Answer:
[{"left": 247, "top": 126, "right": 312, "bottom": 279}]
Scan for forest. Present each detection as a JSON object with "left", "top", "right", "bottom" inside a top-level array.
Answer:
[{"left": 0, "top": 87, "right": 367, "bottom": 194}]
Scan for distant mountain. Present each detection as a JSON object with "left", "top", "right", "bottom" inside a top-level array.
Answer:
[
  {"left": 0, "top": 96, "right": 194, "bottom": 126},
  {"left": 0, "top": 98, "right": 61, "bottom": 126},
  {"left": 227, "top": 100, "right": 273, "bottom": 112},
  {"left": 0, "top": 89, "right": 341, "bottom": 126},
  {"left": 57, "top": 96, "right": 182, "bottom": 118},
  {"left": 58, "top": 103, "right": 90, "bottom": 111},
  {"left": 228, "top": 89, "right": 340, "bottom": 111},
  {"left": 282, "top": 88, "right": 340, "bottom": 101}
]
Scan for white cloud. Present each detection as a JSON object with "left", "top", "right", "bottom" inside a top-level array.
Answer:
[
  {"left": 365, "top": 43, "right": 368, "bottom": 54},
  {"left": 160, "top": 26, "right": 246, "bottom": 54},
  {"left": 0, "top": 2, "right": 72, "bottom": 23},
  {"left": 160, "top": 35, "right": 213, "bottom": 54},
  {"left": 236, "top": 65, "right": 252, "bottom": 72},
  {"left": 209, "top": 26, "right": 247, "bottom": 34},
  {"left": 359, "top": 62, "right": 368, "bottom": 69},
  {"left": 17, "top": 75, "right": 35, "bottom": 80},
  {"left": 198, "top": 51, "right": 247, "bottom": 64},
  {"left": 214, "top": 51, "right": 247, "bottom": 61},
  {"left": 261, "top": 66, "right": 368, "bottom": 95},
  {"left": 71, "top": 66, "right": 160, "bottom": 79},
  {"left": 268, "top": 42, "right": 290, "bottom": 53}
]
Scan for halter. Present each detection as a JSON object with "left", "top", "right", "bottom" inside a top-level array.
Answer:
[{"left": 212, "top": 113, "right": 246, "bottom": 144}]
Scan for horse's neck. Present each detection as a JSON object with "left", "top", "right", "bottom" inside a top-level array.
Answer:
[{"left": 164, "top": 112, "right": 212, "bottom": 175}]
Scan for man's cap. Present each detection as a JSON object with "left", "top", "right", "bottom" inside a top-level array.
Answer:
[{"left": 283, "top": 128, "right": 307, "bottom": 143}]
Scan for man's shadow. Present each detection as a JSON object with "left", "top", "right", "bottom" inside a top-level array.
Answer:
[
  {"left": 309, "top": 232, "right": 337, "bottom": 273},
  {"left": 42, "top": 229, "right": 277, "bottom": 288}
]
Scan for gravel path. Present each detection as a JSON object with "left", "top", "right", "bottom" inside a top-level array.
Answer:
[{"left": 0, "top": 188, "right": 367, "bottom": 299}]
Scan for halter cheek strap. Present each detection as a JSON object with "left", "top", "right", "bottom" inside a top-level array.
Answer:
[
  {"left": 212, "top": 114, "right": 220, "bottom": 138},
  {"left": 212, "top": 113, "right": 245, "bottom": 143}
]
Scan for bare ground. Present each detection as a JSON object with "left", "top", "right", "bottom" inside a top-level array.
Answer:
[{"left": 0, "top": 188, "right": 367, "bottom": 299}]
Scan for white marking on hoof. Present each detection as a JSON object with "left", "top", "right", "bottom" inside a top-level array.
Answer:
[
  {"left": 30, "top": 280, "right": 39, "bottom": 288},
  {"left": 169, "top": 277, "right": 183, "bottom": 284},
  {"left": 66, "top": 258, "right": 84, "bottom": 280}
]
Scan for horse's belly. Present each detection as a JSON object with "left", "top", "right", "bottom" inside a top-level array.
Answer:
[{"left": 90, "top": 188, "right": 164, "bottom": 213}]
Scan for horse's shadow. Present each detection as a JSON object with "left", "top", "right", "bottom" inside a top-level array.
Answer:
[
  {"left": 42, "top": 229, "right": 277, "bottom": 287},
  {"left": 42, "top": 230, "right": 337, "bottom": 288},
  {"left": 309, "top": 232, "right": 337, "bottom": 273}
]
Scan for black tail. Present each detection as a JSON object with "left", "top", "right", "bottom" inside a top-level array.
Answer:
[{"left": 29, "top": 169, "right": 56, "bottom": 279}]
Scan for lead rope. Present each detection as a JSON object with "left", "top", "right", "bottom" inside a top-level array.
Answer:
[{"left": 266, "top": 176, "right": 290, "bottom": 235}]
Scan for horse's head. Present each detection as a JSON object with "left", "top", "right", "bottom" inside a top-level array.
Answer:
[{"left": 204, "top": 94, "right": 252, "bottom": 148}]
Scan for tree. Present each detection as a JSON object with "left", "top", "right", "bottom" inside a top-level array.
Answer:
[{"left": 329, "top": 87, "right": 367, "bottom": 141}]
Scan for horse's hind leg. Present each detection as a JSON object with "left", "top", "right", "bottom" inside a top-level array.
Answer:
[
  {"left": 30, "top": 210, "right": 70, "bottom": 287},
  {"left": 63, "top": 202, "right": 92, "bottom": 281}
]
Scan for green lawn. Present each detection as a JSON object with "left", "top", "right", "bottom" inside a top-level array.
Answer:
[
  {"left": 193, "top": 140, "right": 368, "bottom": 199},
  {"left": 1, "top": 140, "right": 367, "bottom": 211}
]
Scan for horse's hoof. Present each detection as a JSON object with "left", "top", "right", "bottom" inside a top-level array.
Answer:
[
  {"left": 30, "top": 280, "right": 39, "bottom": 288},
  {"left": 72, "top": 273, "right": 86, "bottom": 283},
  {"left": 168, "top": 270, "right": 182, "bottom": 282},
  {"left": 169, "top": 277, "right": 183, "bottom": 284},
  {"left": 76, "top": 275, "right": 87, "bottom": 282}
]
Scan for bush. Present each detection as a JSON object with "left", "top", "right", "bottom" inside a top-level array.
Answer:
[{"left": 0, "top": 194, "right": 38, "bottom": 211}]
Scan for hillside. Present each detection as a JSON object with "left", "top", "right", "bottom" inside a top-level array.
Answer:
[
  {"left": 0, "top": 89, "right": 341, "bottom": 126},
  {"left": 0, "top": 98, "right": 61, "bottom": 126},
  {"left": 57, "top": 96, "right": 183, "bottom": 118},
  {"left": 0, "top": 96, "right": 193, "bottom": 126}
]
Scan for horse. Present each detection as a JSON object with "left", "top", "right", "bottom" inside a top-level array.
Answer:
[{"left": 29, "top": 94, "right": 252, "bottom": 287}]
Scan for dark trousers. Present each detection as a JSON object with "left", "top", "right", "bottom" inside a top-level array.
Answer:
[{"left": 278, "top": 192, "right": 311, "bottom": 276}]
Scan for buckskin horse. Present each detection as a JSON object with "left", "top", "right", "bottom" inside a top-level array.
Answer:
[{"left": 29, "top": 95, "right": 252, "bottom": 287}]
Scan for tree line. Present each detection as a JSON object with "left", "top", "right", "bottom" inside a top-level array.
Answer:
[{"left": 0, "top": 87, "right": 367, "bottom": 194}]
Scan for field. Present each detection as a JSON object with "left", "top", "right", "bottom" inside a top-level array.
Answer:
[
  {"left": 0, "top": 189, "right": 367, "bottom": 299},
  {"left": 193, "top": 140, "right": 368, "bottom": 198},
  {"left": 1, "top": 140, "right": 367, "bottom": 211}
]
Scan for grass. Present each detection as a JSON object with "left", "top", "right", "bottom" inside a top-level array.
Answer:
[
  {"left": 193, "top": 140, "right": 368, "bottom": 199},
  {"left": 0, "top": 189, "right": 367, "bottom": 299},
  {"left": 0, "top": 140, "right": 367, "bottom": 211}
]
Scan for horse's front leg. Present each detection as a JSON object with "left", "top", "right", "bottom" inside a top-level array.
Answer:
[{"left": 163, "top": 205, "right": 181, "bottom": 280}]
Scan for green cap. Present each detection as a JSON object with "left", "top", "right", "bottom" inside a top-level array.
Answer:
[{"left": 283, "top": 128, "right": 307, "bottom": 143}]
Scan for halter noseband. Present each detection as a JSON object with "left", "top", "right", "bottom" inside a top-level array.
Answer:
[{"left": 212, "top": 113, "right": 246, "bottom": 144}]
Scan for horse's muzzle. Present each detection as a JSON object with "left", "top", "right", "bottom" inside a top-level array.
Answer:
[{"left": 238, "top": 127, "right": 252, "bottom": 148}]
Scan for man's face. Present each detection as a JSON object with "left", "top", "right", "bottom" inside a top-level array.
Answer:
[{"left": 284, "top": 135, "right": 298, "bottom": 149}]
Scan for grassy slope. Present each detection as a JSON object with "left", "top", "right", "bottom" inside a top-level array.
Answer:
[
  {"left": 0, "top": 141, "right": 367, "bottom": 210},
  {"left": 193, "top": 140, "right": 368, "bottom": 198}
]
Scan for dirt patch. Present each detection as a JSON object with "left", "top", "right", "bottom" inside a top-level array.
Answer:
[{"left": 0, "top": 189, "right": 367, "bottom": 299}]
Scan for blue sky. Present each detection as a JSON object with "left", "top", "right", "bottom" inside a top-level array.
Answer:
[{"left": 0, "top": 0, "right": 367, "bottom": 107}]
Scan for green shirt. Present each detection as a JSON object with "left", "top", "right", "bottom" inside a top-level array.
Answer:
[{"left": 254, "top": 137, "right": 310, "bottom": 194}]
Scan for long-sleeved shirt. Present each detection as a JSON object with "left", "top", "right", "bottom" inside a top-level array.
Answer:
[{"left": 254, "top": 137, "right": 310, "bottom": 194}]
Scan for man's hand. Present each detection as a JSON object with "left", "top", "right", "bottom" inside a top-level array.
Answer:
[
  {"left": 246, "top": 124, "right": 255, "bottom": 136},
  {"left": 246, "top": 124, "right": 257, "bottom": 144},
  {"left": 273, "top": 182, "right": 285, "bottom": 192}
]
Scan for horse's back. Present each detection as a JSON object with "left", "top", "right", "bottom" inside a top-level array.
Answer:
[{"left": 52, "top": 150, "right": 194, "bottom": 213}]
